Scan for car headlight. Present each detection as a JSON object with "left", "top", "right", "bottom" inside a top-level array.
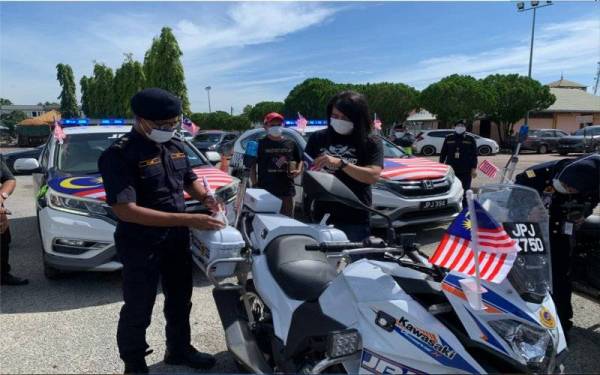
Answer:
[
  {"left": 47, "top": 188, "right": 108, "bottom": 216},
  {"left": 446, "top": 167, "right": 456, "bottom": 185},
  {"left": 489, "top": 319, "right": 555, "bottom": 373},
  {"left": 216, "top": 180, "right": 239, "bottom": 203}
]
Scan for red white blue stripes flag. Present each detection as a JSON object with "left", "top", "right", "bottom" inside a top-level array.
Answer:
[
  {"left": 478, "top": 159, "right": 500, "bottom": 179},
  {"left": 182, "top": 116, "right": 199, "bottom": 136},
  {"left": 429, "top": 198, "right": 518, "bottom": 283}
]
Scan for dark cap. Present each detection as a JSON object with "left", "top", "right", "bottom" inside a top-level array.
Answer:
[
  {"left": 264, "top": 112, "right": 284, "bottom": 124},
  {"left": 131, "top": 88, "right": 182, "bottom": 121},
  {"left": 454, "top": 120, "right": 466, "bottom": 127}
]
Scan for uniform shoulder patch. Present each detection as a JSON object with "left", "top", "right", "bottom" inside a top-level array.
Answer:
[
  {"left": 112, "top": 135, "right": 130, "bottom": 149},
  {"left": 526, "top": 170, "right": 536, "bottom": 178}
]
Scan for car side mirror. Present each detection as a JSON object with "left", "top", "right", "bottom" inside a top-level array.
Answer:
[
  {"left": 204, "top": 151, "right": 221, "bottom": 164},
  {"left": 14, "top": 158, "right": 41, "bottom": 173}
]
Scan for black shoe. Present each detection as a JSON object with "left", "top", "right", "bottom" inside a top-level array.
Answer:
[
  {"left": 124, "top": 359, "right": 148, "bottom": 374},
  {"left": 164, "top": 346, "right": 216, "bottom": 370},
  {"left": 0, "top": 273, "right": 29, "bottom": 286}
]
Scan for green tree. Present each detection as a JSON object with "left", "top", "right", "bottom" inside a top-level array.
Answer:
[
  {"left": 0, "top": 98, "right": 12, "bottom": 106},
  {"left": 80, "top": 76, "right": 93, "bottom": 117},
  {"left": 242, "top": 105, "right": 253, "bottom": 116},
  {"left": 284, "top": 78, "right": 338, "bottom": 118},
  {"left": 81, "top": 63, "right": 115, "bottom": 118},
  {"left": 114, "top": 54, "right": 146, "bottom": 117},
  {"left": 144, "top": 27, "right": 190, "bottom": 113},
  {"left": 419, "top": 74, "right": 495, "bottom": 128},
  {"left": 482, "top": 74, "right": 555, "bottom": 144},
  {"left": 190, "top": 112, "right": 252, "bottom": 132},
  {"left": 358, "top": 82, "right": 419, "bottom": 131},
  {"left": 0, "top": 110, "right": 27, "bottom": 133},
  {"left": 247, "top": 101, "right": 285, "bottom": 123},
  {"left": 56, "top": 63, "right": 79, "bottom": 118}
]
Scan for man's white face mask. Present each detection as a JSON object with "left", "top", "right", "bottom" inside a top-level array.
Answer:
[
  {"left": 455, "top": 126, "right": 466, "bottom": 134},
  {"left": 147, "top": 128, "right": 175, "bottom": 143},
  {"left": 395, "top": 132, "right": 405, "bottom": 138},
  {"left": 330, "top": 118, "right": 354, "bottom": 135},
  {"left": 267, "top": 126, "right": 283, "bottom": 137}
]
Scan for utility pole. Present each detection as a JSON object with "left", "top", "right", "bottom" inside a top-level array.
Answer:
[
  {"left": 594, "top": 62, "right": 600, "bottom": 96},
  {"left": 205, "top": 86, "right": 212, "bottom": 113}
]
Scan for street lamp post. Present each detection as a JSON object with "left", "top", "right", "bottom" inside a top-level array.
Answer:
[
  {"left": 205, "top": 86, "right": 212, "bottom": 113},
  {"left": 517, "top": 1, "right": 552, "bottom": 79}
]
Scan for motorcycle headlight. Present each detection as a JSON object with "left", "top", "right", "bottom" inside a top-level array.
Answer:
[
  {"left": 47, "top": 189, "right": 108, "bottom": 216},
  {"left": 489, "top": 319, "right": 555, "bottom": 373},
  {"left": 326, "top": 329, "right": 362, "bottom": 359}
]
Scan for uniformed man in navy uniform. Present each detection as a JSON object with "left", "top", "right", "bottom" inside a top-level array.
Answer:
[
  {"left": 98, "top": 88, "right": 225, "bottom": 373},
  {"left": 439, "top": 121, "right": 478, "bottom": 206},
  {"left": 515, "top": 153, "right": 600, "bottom": 334}
]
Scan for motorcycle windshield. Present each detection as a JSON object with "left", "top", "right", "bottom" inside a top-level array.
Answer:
[{"left": 477, "top": 184, "right": 552, "bottom": 303}]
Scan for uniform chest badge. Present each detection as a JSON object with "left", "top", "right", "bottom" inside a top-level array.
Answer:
[
  {"left": 526, "top": 170, "right": 536, "bottom": 178},
  {"left": 138, "top": 157, "right": 161, "bottom": 167},
  {"left": 170, "top": 152, "right": 186, "bottom": 160},
  {"left": 539, "top": 307, "right": 556, "bottom": 329}
]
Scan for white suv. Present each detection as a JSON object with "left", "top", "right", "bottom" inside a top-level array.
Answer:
[
  {"left": 414, "top": 130, "right": 500, "bottom": 156},
  {"left": 14, "top": 125, "right": 239, "bottom": 278},
  {"left": 230, "top": 127, "right": 463, "bottom": 228}
]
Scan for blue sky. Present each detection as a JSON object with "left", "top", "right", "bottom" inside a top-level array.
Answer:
[{"left": 1, "top": 1, "right": 598, "bottom": 114}]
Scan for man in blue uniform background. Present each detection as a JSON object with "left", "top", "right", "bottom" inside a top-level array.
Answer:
[
  {"left": 98, "top": 88, "right": 224, "bottom": 373},
  {"left": 439, "top": 121, "right": 478, "bottom": 206},
  {"left": 515, "top": 153, "right": 600, "bottom": 335}
]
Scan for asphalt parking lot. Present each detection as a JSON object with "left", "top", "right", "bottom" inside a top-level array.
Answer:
[{"left": 1, "top": 152, "right": 599, "bottom": 374}]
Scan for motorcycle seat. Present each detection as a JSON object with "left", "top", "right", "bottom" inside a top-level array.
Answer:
[{"left": 265, "top": 235, "right": 337, "bottom": 301}]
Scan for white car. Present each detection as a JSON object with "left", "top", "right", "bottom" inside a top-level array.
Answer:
[
  {"left": 13, "top": 125, "right": 239, "bottom": 279},
  {"left": 230, "top": 127, "right": 463, "bottom": 228},
  {"left": 413, "top": 129, "right": 500, "bottom": 156}
]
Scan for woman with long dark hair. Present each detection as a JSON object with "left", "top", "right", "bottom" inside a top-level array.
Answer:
[{"left": 305, "top": 91, "right": 383, "bottom": 241}]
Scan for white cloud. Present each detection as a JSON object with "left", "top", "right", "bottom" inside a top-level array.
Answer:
[{"left": 375, "top": 17, "right": 600, "bottom": 88}]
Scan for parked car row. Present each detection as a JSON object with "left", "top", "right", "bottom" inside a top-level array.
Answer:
[{"left": 413, "top": 130, "right": 500, "bottom": 156}]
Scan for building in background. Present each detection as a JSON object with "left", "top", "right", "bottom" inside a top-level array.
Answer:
[{"left": 0, "top": 104, "right": 60, "bottom": 118}]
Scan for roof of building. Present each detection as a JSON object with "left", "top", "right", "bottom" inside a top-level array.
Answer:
[
  {"left": 1, "top": 104, "right": 60, "bottom": 111},
  {"left": 406, "top": 109, "right": 437, "bottom": 122},
  {"left": 18, "top": 110, "right": 62, "bottom": 126},
  {"left": 542, "top": 88, "right": 600, "bottom": 113},
  {"left": 546, "top": 78, "right": 587, "bottom": 90}
]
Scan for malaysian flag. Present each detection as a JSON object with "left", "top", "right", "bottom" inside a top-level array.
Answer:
[
  {"left": 296, "top": 112, "right": 308, "bottom": 134},
  {"left": 182, "top": 116, "right": 199, "bottom": 136},
  {"left": 429, "top": 200, "right": 518, "bottom": 283},
  {"left": 478, "top": 160, "right": 499, "bottom": 179},
  {"left": 53, "top": 118, "right": 66, "bottom": 144}
]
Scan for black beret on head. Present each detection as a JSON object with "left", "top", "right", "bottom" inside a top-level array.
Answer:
[{"left": 131, "top": 88, "right": 182, "bottom": 121}]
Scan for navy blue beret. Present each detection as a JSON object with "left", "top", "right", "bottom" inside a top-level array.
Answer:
[
  {"left": 558, "top": 154, "right": 600, "bottom": 193},
  {"left": 131, "top": 88, "right": 182, "bottom": 120}
]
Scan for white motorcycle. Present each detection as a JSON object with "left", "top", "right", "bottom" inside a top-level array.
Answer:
[{"left": 192, "top": 166, "right": 567, "bottom": 374}]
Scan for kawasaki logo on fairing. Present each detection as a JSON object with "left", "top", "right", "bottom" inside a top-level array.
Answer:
[{"left": 397, "top": 317, "right": 457, "bottom": 360}]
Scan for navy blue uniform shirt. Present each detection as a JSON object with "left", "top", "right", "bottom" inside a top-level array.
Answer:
[
  {"left": 98, "top": 130, "right": 197, "bottom": 241},
  {"left": 439, "top": 133, "right": 478, "bottom": 173}
]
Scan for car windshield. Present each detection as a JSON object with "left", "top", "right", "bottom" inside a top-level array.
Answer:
[
  {"left": 573, "top": 128, "right": 595, "bottom": 136},
  {"left": 55, "top": 132, "right": 206, "bottom": 174},
  {"left": 378, "top": 136, "right": 407, "bottom": 158},
  {"left": 195, "top": 133, "right": 222, "bottom": 143}
]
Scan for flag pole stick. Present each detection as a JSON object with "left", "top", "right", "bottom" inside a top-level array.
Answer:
[{"left": 466, "top": 189, "right": 484, "bottom": 309}]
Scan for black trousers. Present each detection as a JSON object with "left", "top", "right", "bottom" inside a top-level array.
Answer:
[
  {"left": 115, "top": 227, "right": 193, "bottom": 361},
  {"left": 549, "top": 229, "right": 574, "bottom": 331},
  {"left": 1, "top": 227, "right": 11, "bottom": 276},
  {"left": 455, "top": 171, "right": 472, "bottom": 207}
]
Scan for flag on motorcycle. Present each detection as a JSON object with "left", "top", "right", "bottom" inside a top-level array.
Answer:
[
  {"left": 478, "top": 160, "right": 500, "bottom": 179},
  {"left": 53, "top": 118, "right": 66, "bottom": 144},
  {"left": 182, "top": 116, "right": 199, "bottom": 136},
  {"left": 429, "top": 200, "right": 518, "bottom": 283}
]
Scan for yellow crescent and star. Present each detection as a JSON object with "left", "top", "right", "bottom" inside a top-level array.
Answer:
[{"left": 59, "top": 177, "right": 103, "bottom": 190}]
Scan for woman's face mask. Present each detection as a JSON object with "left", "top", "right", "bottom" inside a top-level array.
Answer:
[
  {"left": 552, "top": 179, "right": 570, "bottom": 194},
  {"left": 330, "top": 118, "right": 354, "bottom": 135},
  {"left": 455, "top": 126, "right": 466, "bottom": 134}
]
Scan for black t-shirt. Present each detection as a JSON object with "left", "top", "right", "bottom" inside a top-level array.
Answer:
[
  {"left": 305, "top": 129, "right": 384, "bottom": 224},
  {"left": 256, "top": 137, "right": 302, "bottom": 197}
]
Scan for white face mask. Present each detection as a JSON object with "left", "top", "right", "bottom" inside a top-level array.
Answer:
[
  {"left": 267, "top": 126, "right": 283, "bottom": 137},
  {"left": 395, "top": 132, "right": 405, "bottom": 138},
  {"left": 552, "top": 179, "right": 570, "bottom": 194},
  {"left": 455, "top": 126, "right": 466, "bottom": 134},
  {"left": 330, "top": 118, "right": 354, "bottom": 135},
  {"left": 147, "top": 128, "right": 175, "bottom": 143}
]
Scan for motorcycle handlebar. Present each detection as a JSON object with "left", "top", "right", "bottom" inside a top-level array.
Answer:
[{"left": 305, "top": 242, "right": 365, "bottom": 251}]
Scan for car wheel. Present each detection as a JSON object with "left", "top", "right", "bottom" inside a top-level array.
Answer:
[
  {"left": 538, "top": 144, "right": 548, "bottom": 154},
  {"left": 421, "top": 145, "right": 436, "bottom": 156},
  {"left": 478, "top": 145, "right": 492, "bottom": 156}
]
